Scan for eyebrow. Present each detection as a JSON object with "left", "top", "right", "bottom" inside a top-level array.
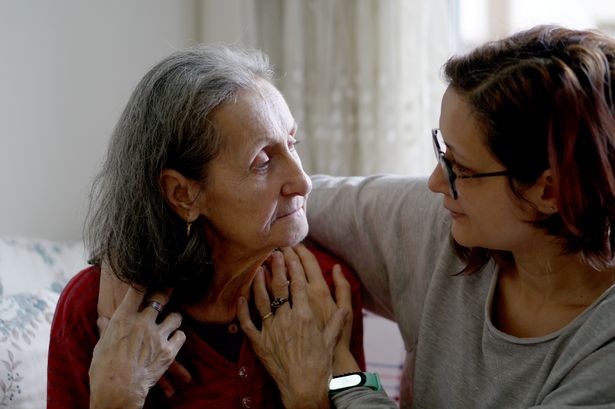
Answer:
[
  {"left": 244, "top": 121, "right": 299, "bottom": 156},
  {"left": 442, "top": 137, "right": 472, "bottom": 164}
]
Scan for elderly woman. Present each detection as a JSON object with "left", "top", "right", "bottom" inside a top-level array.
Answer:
[{"left": 46, "top": 45, "right": 364, "bottom": 409}]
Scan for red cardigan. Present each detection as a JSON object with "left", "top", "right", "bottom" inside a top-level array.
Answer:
[{"left": 47, "top": 246, "right": 365, "bottom": 408}]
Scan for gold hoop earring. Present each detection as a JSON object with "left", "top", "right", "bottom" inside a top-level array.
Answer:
[{"left": 186, "top": 222, "right": 192, "bottom": 238}]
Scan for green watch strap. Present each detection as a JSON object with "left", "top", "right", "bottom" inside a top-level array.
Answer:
[{"left": 328, "top": 371, "right": 383, "bottom": 395}]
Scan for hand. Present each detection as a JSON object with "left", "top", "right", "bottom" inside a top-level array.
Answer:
[
  {"left": 97, "top": 261, "right": 192, "bottom": 397},
  {"left": 89, "top": 287, "right": 186, "bottom": 409},
  {"left": 237, "top": 247, "right": 350, "bottom": 409},
  {"left": 278, "top": 245, "right": 355, "bottom": 373}
]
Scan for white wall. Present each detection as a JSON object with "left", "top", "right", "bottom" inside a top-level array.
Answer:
[{"left": 0, "top": 0, "right": 198, "bottom": 241}]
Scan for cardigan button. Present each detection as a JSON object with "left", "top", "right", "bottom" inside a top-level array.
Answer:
[
  {"left": 241, "top": 396, "right": 253, "bottom": 408},
  {"left": 238, "top": 366, "right": 249, "bottom": 379}
]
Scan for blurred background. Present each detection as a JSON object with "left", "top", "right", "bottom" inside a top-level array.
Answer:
[{"left": 1, "top": 0, "right": 614, "bottom": 241}]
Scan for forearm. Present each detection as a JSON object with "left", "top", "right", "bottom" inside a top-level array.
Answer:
[
  {"left": 333, "top": 346, "right": 361, "bottom": 376},
  {"left": 89, "top": 392, "right": 143, "bottom": 409},
  {"left": 331, "top": 387, "right": 396, "bottom": 409}
]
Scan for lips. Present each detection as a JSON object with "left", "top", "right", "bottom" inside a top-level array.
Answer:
[
  {"left": 276, "top": 200, "right": 305, "bottom": 219},
  {"left": 444, "top": 203, "right": 464, "bottom": 218},
  {"left": 278, "top": 207, "right": 302, "bottom": 218}
]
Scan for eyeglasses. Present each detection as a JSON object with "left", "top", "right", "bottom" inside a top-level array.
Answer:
[{"left": 432, "top": 128, "right": 509, "bottom": 199}]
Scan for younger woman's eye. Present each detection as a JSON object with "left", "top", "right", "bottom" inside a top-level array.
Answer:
[{"left": 452, "top": 160, "right": 471, "bottom": 176}]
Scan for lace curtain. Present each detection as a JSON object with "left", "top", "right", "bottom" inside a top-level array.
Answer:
[{"left": 201, "top": 0, "right": 456, "bottom": 176}]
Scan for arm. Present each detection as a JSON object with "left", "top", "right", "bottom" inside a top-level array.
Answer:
[{"left": 307, "top": 175, "right": 448, "bottom": 345}]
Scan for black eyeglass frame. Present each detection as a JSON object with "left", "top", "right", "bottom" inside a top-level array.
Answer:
[{"left": 432, "top": 128, "right": 509, "bottom": 199}]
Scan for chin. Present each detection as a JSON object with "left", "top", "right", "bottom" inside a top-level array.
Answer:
[
  {"left": 450, "top": 225, "right": 475, "bottom": 248},
  {"left": 280, "top": 220, "right": 309, "bottom": 247}
]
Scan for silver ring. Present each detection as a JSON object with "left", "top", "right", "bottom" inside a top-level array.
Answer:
[
  {"left": 147, "top": 300, "right": 164, "bottom": 313},
  {"left": 270, "top": 297, "right": 289, "bottom": 310}
]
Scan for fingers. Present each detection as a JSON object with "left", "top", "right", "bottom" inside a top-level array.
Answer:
[
  {"left": 168, "top": 360, "right": 192, "bottom": 383},
  {"left": 167, "top": 329, "right": 186, "bottom": 352},
  {"left": 269, "top": 251, "right": 291, "bottom": 299},
  {"left": 283, "top": 250, "right": 309, "bottom": 308},
  {"left": 114, "top": 285, "right": 148, "bottom": 317},
  {"left": 237, "top": 296, "right": 260, "bottom": 340},
  {"left": 323, "top": 307, "right": 348, "bottom": 347},
  {"left": 332, "top": 265, "right": 352, "bottom": 310},
  {"left": 158, "top": 376, "right": 176, "bottom": 398},
  {"left": 159, "top": 312, "right": 183, "bottom": 340},
  {"left": 292, "top": 244, "right": 322, "bottom": 284},
  {"left": 141, "top": 288, "right": 173, "bottom": 320},
  {"left": 251, "top": 267, "right": 273, "bottom": 320},
  {"left": 96, "top": 316, "right": 110, "bottom": 336}
]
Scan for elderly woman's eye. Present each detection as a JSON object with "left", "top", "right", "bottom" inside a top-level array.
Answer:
[{"left": 252, "top": 152, "right": 270, "bottom": 170}]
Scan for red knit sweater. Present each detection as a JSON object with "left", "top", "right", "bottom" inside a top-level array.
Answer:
[{"left": 47, "top": 245, "right": 365, "bottom": 408}]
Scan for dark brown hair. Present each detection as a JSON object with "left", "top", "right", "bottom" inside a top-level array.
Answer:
[{"left": 443, "top": 25, "right": 615, "bottom": 273}]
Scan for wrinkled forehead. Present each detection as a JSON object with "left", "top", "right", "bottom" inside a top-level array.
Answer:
[{"left": 210, "top": 79, "right": 296, "bottom": 150}]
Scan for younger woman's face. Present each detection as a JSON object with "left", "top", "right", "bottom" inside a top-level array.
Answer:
[{"left": 428, "top": 87, "right": 539, "bottom": 253}]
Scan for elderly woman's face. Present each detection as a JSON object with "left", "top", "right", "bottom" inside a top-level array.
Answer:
[{"left": 197, "top": 79, "right": 311, "bottom": 256}]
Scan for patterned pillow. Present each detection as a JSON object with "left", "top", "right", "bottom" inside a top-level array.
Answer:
[
  {"left": 0, "top": 289, "right": 59, "bottom": 408},
  {"left": 0, "top": 237, "right": 87, "bottom": 408},
  {"left": 0, "top": 237, "right": 86, "bottom": 296}
]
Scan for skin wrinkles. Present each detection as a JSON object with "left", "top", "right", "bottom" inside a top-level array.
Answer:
[{"left": 183, "top": 79, "right": 311, "bottom": 323}]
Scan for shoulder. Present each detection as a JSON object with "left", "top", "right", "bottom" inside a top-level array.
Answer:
[
  {"left": 52, "top": 266, "right": 100, "bottom": 338},
  {"left": 305, "top": 243, "right": 362, "bottom": 294}
]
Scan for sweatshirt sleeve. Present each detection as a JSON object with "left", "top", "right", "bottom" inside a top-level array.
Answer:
[{"left": 306, "top": 174, "right": 453, "bottom": 350}]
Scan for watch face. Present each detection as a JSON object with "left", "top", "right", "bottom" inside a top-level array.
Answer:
[{"left": 329, "top": 373, "right": 363, "bottom": 390}]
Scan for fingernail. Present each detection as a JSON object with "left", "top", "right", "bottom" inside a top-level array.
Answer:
[{"left": 238, "top": 296, "right": 245, "bottom": 306}]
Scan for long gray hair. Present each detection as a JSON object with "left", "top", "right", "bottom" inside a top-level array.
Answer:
[{"left": 86, "top": 45, "right": 274, "bottom": 302}]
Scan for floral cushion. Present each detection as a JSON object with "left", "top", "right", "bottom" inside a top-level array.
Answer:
[
  {"left": 0, "top": 289, "right": 59, "bottom": 408},
  {"left": 0, "top": 237, "right": 86, "bottom": 408}
]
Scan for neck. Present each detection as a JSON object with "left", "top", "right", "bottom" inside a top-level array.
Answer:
[
  {"left": 509, "top": 242, "right": 615, "bottom": 306},
  {"left": 182, "top": 246, "right": 272, "bottom": 324},
  {"left": 494, "top": 237, "right": 615, "bottom": 337}
]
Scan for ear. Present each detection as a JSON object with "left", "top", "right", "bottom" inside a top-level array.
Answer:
[
  {"left": 525, "top": 169, "right": 558, "bottom": 215},
  {"left": 159, "top": 169, "right": 203, "bottom": 222}
]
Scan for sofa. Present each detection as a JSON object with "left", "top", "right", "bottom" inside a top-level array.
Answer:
[{"left": 0, "top": 237, "right": 87, "bottom": 408}]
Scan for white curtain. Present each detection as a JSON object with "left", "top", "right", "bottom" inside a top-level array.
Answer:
[{"left": 201, "top": 0, "right": 457, "bottom": 176}]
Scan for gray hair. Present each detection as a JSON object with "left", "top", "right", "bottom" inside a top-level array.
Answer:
[{"left": 85, "top": 44, "right": 274, "bottom": 301}]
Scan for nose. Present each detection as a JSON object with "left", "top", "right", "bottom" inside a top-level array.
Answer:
[
  {"left": 282, "top": 155, "right": 312, "bottom": 197},
  {"left": 427, "top": 163, "right": 449, "bottom": 195}
]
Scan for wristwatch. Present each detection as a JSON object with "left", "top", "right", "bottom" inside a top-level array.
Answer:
[{"left": 328, "top": 371, "right": 383, "bottom": 395}]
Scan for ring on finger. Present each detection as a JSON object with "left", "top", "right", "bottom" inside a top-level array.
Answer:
[
  {"left": 146, "top": 300, "right": 164, "bottom": 313},
  {"left": 262, "top": 312, "right": 274, "bottom": 321},
  {"left": 270, "top": 297, "right": 289, "bottom": 310}
]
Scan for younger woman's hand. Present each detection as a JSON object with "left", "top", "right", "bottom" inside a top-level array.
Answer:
[{"left": 89, "top": 287, "right": 186, "bottom": 409}]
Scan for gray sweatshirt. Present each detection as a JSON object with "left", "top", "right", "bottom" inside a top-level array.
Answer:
[{"left": 307, "top": 175, "right": 615, "bottom": 409}]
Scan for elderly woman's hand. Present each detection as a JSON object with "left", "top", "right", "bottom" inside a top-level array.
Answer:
[
  {"left": 237, "top": 245, "right": 354, "bottom": 409},
  {"left": 89, "top": 287, "right": 186, "bottom": 409},
  {"left": 98, "top": 262, "right": 192, "bottom": 397},
  {"left": 278, "top": 246, "right": 357, "bottom": 375}
]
